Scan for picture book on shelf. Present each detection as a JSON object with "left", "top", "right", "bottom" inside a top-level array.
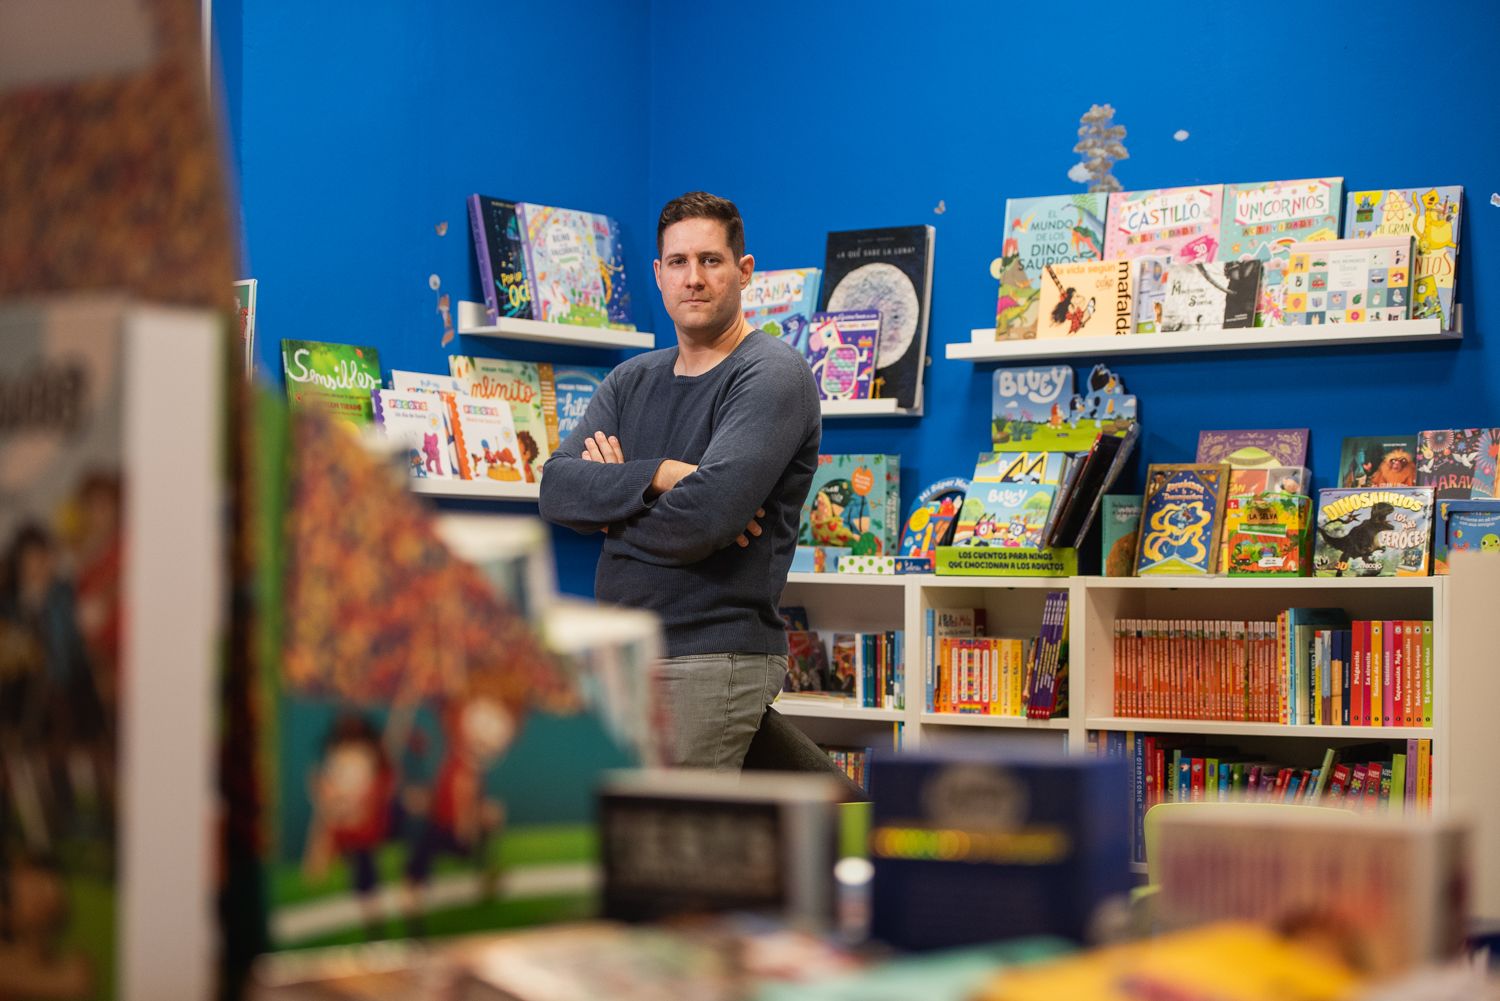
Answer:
[
  {"left": 1474, "top": 428, "right": 1500, "bottom": 497},
  {"left": 1195, "top": 429, "right": 1309, "bottom": 468},
  {"left": 1418, "top": 428, "right": 1488, "bottom": 499},
  {"left": 742, "top": 267, "right": 822, "bottom": 352},
  {"left": 995, "top": 193, "right": 1107, "bottom": 340},
  {"left": 1227, "top": 467, "right": 1308, "bottom": 496},
  {"left": 468, "top": 194, "right": 533, "bottom": 323},
  {"left": 446, "top": 393, "right": 528, "bottom": 482},
  {"left": 800, "top": 454, "right": 900, "bottom": 555},
  {"left": 1219, "top": 178, "right": 1344, "bottom": 326},
  {"left": 234, "top": 278, "right": 256, "bottom": 374},
  {"left": 1340, "top": 435, "right": 1418, "bottom": 488},
  {"left": 898, "top": 477, "right": 967, "bottom": 558},
  {"left": 449, "top": 355, "right": 557, "bottom": 480},
  {"left": 1313, "top": 487, "right": 1434, "bottom": 576},
  {"left": 1159, "top": 261, "right": 1261, "bottom": 331},
  {"left": 972, "top": 450, "right": 1070, "bottom": 485},
  {"left": 1280, "top": 237, "right": 1414, "bottom": 325},
  {"left": 785, "top": 630, "right": 832, "bottom": 692},
  {"left": 1434, "top": 498, "right": 1500, "bottom": 572},
  {"left": 591, "top": 212, "right": 635, "bottom": 328},
  {"left": 1101, "top": 494, "right": 1141, "bottom": 577},
  {"left": 820, "top": 226, "right": 935, "bottom": 411},
  {"left": 550, "top": 365, "right": 610, "bottom": 444},
  {"left": 517, "top": 203, "right": 610, "bottom": 328},
  {"left": 991, "top": 365, "right": 1075, "bottom": 425},
  {"left": 1131, "top": 256, "right": 1169, "bottom": 333},
  {"left": 1135, "top": 464, "right": 1231, "bottom": 575},
  {"left": 281, "top": 338, "right": 382, "bottom": 425},
  {"left": 1035, "top": 259, "right": 1133, "bottom": 338},
  {"left": 1224, "top": 492, "right": 1311, "bottom": 577},
  {"left": 372, "top": 389, "right": 454, "bottom": 479},
  {"left": 1345, "top": 186, "right": 1463, "bottom": 330},
  {"left": 992, "top": 364, "right": 1137, "bottom": 452},
  {"left": 1105, "top": 184, "right": 1226, "bottom": 262},
  {"left": 953, "top": 482, "right": 1056, "bottom": 548},
  {"left": 807, "top": 310, "right": 880, "bottom": 401}
]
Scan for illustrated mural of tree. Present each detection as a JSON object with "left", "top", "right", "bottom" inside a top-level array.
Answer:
[{"left": 1071, "top": 104, "right": 1129, "bottom": 193}]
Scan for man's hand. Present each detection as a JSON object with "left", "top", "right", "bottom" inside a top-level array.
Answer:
[
  {"left": 736, "top": 508, "right": 765, "bottom": 548},
  {"left": 649, "top": 458, "right": 698, "bottom": 497},
  {"left": 581, "top": 431, "right": 624, "bottom": 464}
]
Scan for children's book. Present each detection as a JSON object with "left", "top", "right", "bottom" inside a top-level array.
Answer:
[
  {"left": 972, "top": 450, "right": 1070, "bottom": 485},
  {"left": 953, "top": 484, "right": 1056, "bottom": 548},
  {"left": 800, "top": 454, "right": 900, "bottom": 555},
  {"left": 1434, "top": 498, "right": 1500, "bottom": 573},
  {"left": 1132, "top": 255, "right": 1170, "bottom": 333},
  {"left": 1035, "top": 259, "right": 1133, "bottom": 338},
  {"left": 1219, "top": 178, "right": 1344, "bottom": 326},
  {"left": 1105, "top": 185, "right": 1226, "bottom": 263},
  {"left": 820, "top": 227, "right": 934, "bottom": 411},
  {"left": 389, "top": 370, "right": 462, "bottom": 468},
  {"left": 1159, "top": 261, "right": 1262, "bottom": 331},
  {"left": 898, "top": 478, "right": 968, "bottom": 557},
  {"left": 372, "top": 388, "right": 454, "bottom": 479},
  {"left": 991, "top": 365, "right": 1075, "bottom": 425},
  {"left": 1345, "top": 186, "right": 1463, "bottom": 330},
  {"left": 995, "top": 193, "right": 1107, "bottom": 340},
  {"left": 1313, "top": 487, "right": 1434, "bottom": 576},
  {"left": 550, "top": 365, "right": 610, "bottom": 445},
  {"left": 449, "top": 355, "right": 557, "bottom": 480},
  {"left": 1417, "top": 428, "right": 1488, "bottom": 499},
  {"left": 1196, "top": 429, "right": 1309, "bottom": 468},
  {"left": 1227, "top": 467, "right": 1308, "bottom": 497},
  {"left": 591, "top": 212, "right": 635, "bottom": 329},
  {"left": 1474, "top": 427, "right": 1500, "bottom": 498},
  {"left": 281, "top": 338, "right": 382, "bottom": 425},
  {"left": 234, "top": 277, "right": 257, "bottom": 374},
  {"left": 1339, "top": 435, "right": 1419, "bottom": 488},
  {"left": 1102, "top": 494, "right": 1142, "bottom": 577},
  {"left": 1224, "top": 492, "right": 1311, "bottom": 577},
  {"left": 785, "top": 631, "right": 832, "bottom": 691},
  {"left": 468, "top": 194, "right": 533, "bottom": 323},
  {"left": 1135, "top": 464, "right": 1231, "bottom": 575},
  {"left": 446, "top": 392, "right": 528, "bottom": 482},
  {"left": 517, "top": 202, "right": 610, "bottom": 327},
  {"left": 742, "top": 267, "right": 822, "bottom": 354},
  {"left": 1280, "top": 237, "right": 1414, "bottom": 325},
  {"left": 807, "top": 310, "right": 880, "bottom": 401}
]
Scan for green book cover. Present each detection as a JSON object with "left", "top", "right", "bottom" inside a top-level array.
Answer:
[
  {"left": 1389, "top": 753, "right": 1407, "bottom": 815},
  {"left": 281, "top": 338, "right": 382, "bottom": 425},
  {"left": 1101, "top": 494, "right": 1141, "bottom": 577}
]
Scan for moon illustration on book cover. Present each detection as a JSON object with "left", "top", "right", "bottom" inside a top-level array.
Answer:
[{"left": 826, "top": 262, "right": 918, "bottom": 365}]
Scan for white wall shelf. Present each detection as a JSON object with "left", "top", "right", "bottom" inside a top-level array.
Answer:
[
  {"left": 820, "top": 398, "right": 916, "bottom": 419},
  {"left": 773, "top": 697, "right": 904, "bottom": 723},
  {"left": 456, "top": 300, "right": 655, "bottom": 349},
  {"left": 949, "top": 310, "right": 1461, "bottom": 362},
  {"left": 409, "top": 477, "right": 540, "bottom": 502},
  {"left": 775, "top": 568, "right": 1500, "bottom": 919}
]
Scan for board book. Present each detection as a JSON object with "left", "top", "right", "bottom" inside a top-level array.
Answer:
[
  {"left": 449, "top": 355, "right": 557, "bottom": 481},
  {"left": 801, "top": 454, "right": 900, "bottom": 555},
  {"left": 372, "top": 388, "right": 454, "bottom": 479},
  {"left": 1280, "top": 236, "right": 1414, "bottom": 325},
  {"left": 995, "top": 193, "right": 1107, "bottom": 340},
  {"left": 807, "top": 310, "right": 880, "bottom": 401},
  {"left": 1313, "top": 487, "right": 1434, "bottom": 577}
]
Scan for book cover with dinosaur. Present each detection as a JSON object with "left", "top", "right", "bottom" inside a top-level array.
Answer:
[
  {"left": 1313, "top": 487, "right": 1433, "bottom": 577},
  {"left": 1104, "top": 185, "right": 1225, "bottom": 263},
  {"left": 1219, "top": 178, "right": 1344, "bottom": 325},
  {"left": 1280, "top": 237, "right": 1414, "bottom": 325},
  {"left": 1035, "top": 259, "right": 1133, "bottom": 338},
  {"left": 742, "top": 267, "right": 822, "bottom": 355},
  {"left": 1158, "top": 261, "right": 1262, "bottom": 331},
  {"left": 1135, "top": 464, "right": 1231, "bottom": 575},
  {"left": 449, "top": 356, "right": 556, "bottom": 480},
  {"left": 1345, "top": 186, "right": 1463, "bottom": 330},
  {"left": 995, "top": 194, "right": 1106, "bottom": 340}
]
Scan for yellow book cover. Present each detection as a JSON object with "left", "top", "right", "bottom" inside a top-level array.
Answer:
[
  {"left": 1036, "top": 260, "right": 1134, "bottom": 338},
  {"left": 1370, "top": 620, "right": 1384, "bottom": 726}
]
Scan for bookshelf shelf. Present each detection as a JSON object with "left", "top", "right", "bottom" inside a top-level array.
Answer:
[
  {"left": 949, "top": 311, "right": 1461, "bottom": 363},
  {"left": 1084, "top": 575, "right": 1440, "bottom": 591},
  {"left": 772, "top": 698, "right": 904, "bottom": 723},
  {"left": 920, "top": 713, "right": 1070, "bottom": 730},
  {"left": 785, "top": 572, "right": 906, "bottom": 587},
  {"left": 1084, "top": 717, "right": 1434, "bottom": 740},
  {"left": 456, "top": 300, "right": 655, "bottom": 349},
  {"left": 409, "top": 478, "right": 540, "bottom": 502},
  {"left": 820, "top": 398, "right": 916, "bottom": 418}
]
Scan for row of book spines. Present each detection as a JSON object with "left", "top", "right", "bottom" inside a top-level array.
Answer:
[
  {"left": 852, "top": 631, "right": 904, "bottom": 711},
  {"left": 1279, "top": 616, "right": 1434, "bottom": 728},
  {"left": 1109, "top": 618, "right": 1434, "bottom": 726},
  {"left": 932, "top": 637, "right": 1030, "bottom": 716},
  {"left": 822, "top": 746, "right": 872, "bottom": 792}
]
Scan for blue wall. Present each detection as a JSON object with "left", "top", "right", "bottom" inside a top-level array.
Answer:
[{"left": 235, "top": 0, "right": 1499, "bottom": 589}]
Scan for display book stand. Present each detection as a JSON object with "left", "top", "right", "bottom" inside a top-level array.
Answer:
[{"left": 775, "top": 560, "right": 1500, "bottom": 921}]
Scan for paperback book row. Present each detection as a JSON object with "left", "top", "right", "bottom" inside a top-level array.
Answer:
[
  {"left": 820, "top": 745, "right": 872, "bottom": 792},
  {"left": 993, "top": 180, "right": 1463, "bottom": 339},
  {"left": 923, "top": 591, "right": 1070, "bottom": 719},
  {"left": 1095, "top": 733, "right": 1435, "bottom": 865},
  {"left": 1111, "top": 615, "right": 1434, "bottom": 728},
  {"left": 742, "top": 225, "right": 935, "bottom": 411},
  {"left": 469, "top": 194, "right": 635, "bottom": 329},
  {"left": 1104, "top": 424, "right": 1500, "bottom": 577},
  {"left": 281, "top": 337, "right": 612, "bottom": 484},
  {"left": 780, "top": 607, "right": 906, "bottom": 710}
]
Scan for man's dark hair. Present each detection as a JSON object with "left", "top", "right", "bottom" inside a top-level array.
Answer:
[{"left": 656, "top": 191, "right": 745, "bottom": 259}]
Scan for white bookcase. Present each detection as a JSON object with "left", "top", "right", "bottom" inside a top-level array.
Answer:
[{"left": 775, "top": 565, "right": 1500, "bottom": 919}]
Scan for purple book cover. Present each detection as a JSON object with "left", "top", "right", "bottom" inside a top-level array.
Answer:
[
  {"left": 808, "top": 310, "right": 881, "bottom": 401},
  {"left": 1195, "top": 428, "right": 1310, "bottom": 468}
]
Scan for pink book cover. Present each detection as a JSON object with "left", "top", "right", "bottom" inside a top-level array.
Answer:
[{"left": 1105, "top": 185, "right": 1226, "bottom": 263}]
